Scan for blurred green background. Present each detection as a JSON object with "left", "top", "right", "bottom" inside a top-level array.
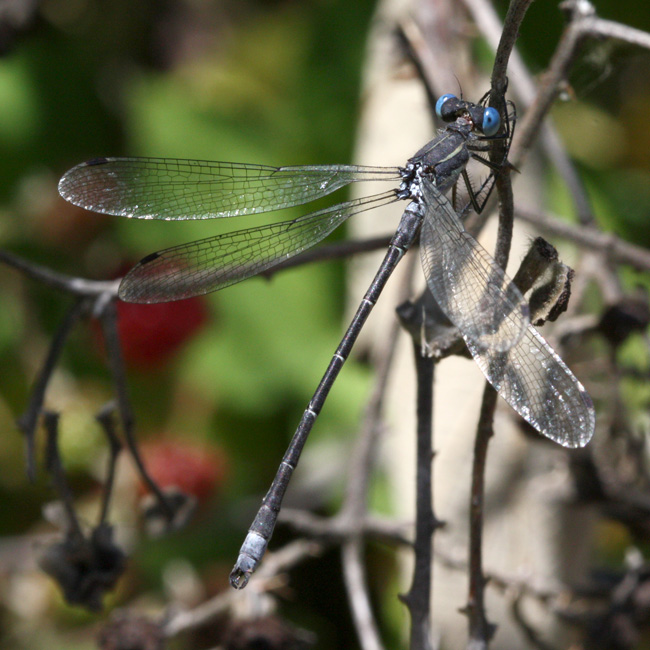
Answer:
[{"left": 0, "top": 0, "right": 649, "bottom": 648}]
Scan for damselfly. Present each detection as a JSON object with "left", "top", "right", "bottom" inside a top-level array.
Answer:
[{"left": 58, "top": 93, "right": 595, "bottom": 589}]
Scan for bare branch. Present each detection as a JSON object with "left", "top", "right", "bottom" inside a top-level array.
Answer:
[
  {"left": 516, "top": 206, "right": 650, "bottom": 272},
  {"left": 400, "top": 344, "right": 437, "bottom": 650},
  {"left": 342, "top": 540, "right": 385, "bottom": 650},
  {"left": 338, "top": 252, "right": 418, "bottom": 650},
  {"left": 0, "top": 249, "right": 119, "bottom": 297},
  {"left": 464, "top": 1, "right": 535, "bottom": 642},
  {"left": 98, "top": 300, "right": 177, "bottom": 524},
  {"left": 463, "top": 0, "right": 595, "bottom": 227},
  {"left": 490, "top": 0, "right": 536, "bottom": 95},
  {"left": 16, "top": 298, "right": 87, "bottom": 479},
  {"left": 42, "top": 411, "right": 85, "bottom": 542},
  {"left": 513, "top": 1, "right": 650, "bottom": 225},
  {"left": 260, "top": 236, "right": 393, "bottom": 279},
  {"left": 95, "top": 403, "right": 123, "bottom": 526},
  {"left": 466, "top": 385, "right": 498, "bottom": 650},
  {"left": 163, "top": 539, "right": 323, "bottom": 638}
]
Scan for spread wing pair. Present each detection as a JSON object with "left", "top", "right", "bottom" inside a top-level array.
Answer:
[{"left": 59, "top": 152, "right": 594, "bottom": 448}]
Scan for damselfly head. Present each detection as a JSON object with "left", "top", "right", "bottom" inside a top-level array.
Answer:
[
  {"left": 477, "top": 105, "right": 500, "bottom": 137},
  {"left": 435, "top": 93, "right": 464, "bottom": 122},
  {"left": 435, "top": 93, "right": 500, "bottom": 138}
]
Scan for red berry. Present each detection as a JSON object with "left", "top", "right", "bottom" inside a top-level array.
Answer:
[
  {"left": 115, "top": 296, "right": 209, "bottom": 369},
  {"left": 138, "top": 440, "right": 228, "bottom": 503}
]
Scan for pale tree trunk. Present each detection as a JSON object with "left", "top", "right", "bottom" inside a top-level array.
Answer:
[{"left": 349, "top": 0, "right": 596, "bottom": 647}]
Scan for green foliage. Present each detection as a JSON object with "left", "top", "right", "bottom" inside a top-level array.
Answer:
[{"left": 0, "top": 1, "right": 377, "bottom": 647}]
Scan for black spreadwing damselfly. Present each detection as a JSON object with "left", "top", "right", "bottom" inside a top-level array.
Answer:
[{"left": 58, "top": 92, "right": 595, "bottom": 589}]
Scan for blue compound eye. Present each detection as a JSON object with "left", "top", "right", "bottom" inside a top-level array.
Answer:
[
  {"left": 482, "top": 107, "right": 500, "bottom": 136},
  {"left": 435, "top": 94, "right": 456, "bottom": 119}
]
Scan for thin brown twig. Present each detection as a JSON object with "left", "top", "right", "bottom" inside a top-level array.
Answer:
[
  {"left": 463, "top": 0, "right": 595, "bottom": 226},
  {"left": 42, "top": 410, "right": 85, "bottom": 542},
  {"left": 260, "top": 236, "right": 393, "bottom": 279},
  {"left": 510, "top": 594, "right": 559, "bottom": 650},
  {"left": 0, "top": 249, "right": 119, "bottom": 297},
  {"left": 512, "top": 1, "right": 650, "bottom": 226},
  {"left": 98, "top": 299, "right": 175, "bottom": 521},
  {"left": 162, "top": 539, "right": 324, "bottom": 638},
  {"left": 342, "top": 541, "right": 385, "bottom": 650},
  {"left": 490, "top": 0, "right": 532, "bottom": 95},
  {"left": 437, "top": 549, "right": 560, "bottom": 603},
  {"left": 95, "top": 403, "right": 123, "bottom": 526},
  {"left": 338, "top": 250, "right": 418, "bottom": 650},
  {"left": 466, "top": 2, "right": 535, "bottom": 647},
  {"left": 16, "top": 297, "right": 88, "bottom": 480},
  {"left": 515, "top": 206, "right": 650, "bottom": 272},
  {"left": 279, "top": 509, "right": 411, "bottom": 546},
  {"left": 466, "top": 385, "right": 498, "bottom": 650},
  {"left": 400, "top": 343, "right": 436, "bottom": 650},
  {"left": 441, "top": 547, "right": 563, "bottom": 649}
]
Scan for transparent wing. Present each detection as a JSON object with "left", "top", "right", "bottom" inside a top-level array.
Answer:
[
  {"left": 419, "top": 181, "right": 529, "bottom": 352},
  {"left": 119, "top": 191, "right": 398, "bottom": 303},
  {"left": 465, "top": 325, "right": 595, "bottom": 447},
  {"left": 59, "top": 157, "right": 400, "bottom": 221}
]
